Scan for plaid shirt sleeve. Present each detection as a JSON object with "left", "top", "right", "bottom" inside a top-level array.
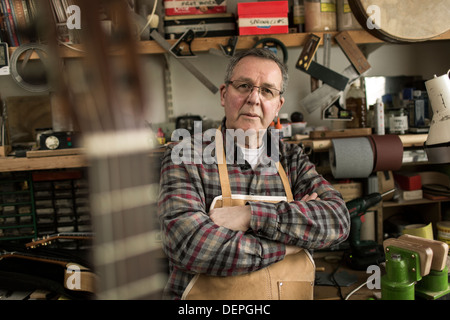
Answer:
[
  {"left": 249, "top": 142, "right": 350, "bottom": 249},
  {"left": 158, "top": 145, "right": 285, "bottom": 278}
]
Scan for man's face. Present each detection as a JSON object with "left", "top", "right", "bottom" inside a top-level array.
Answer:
[{"left": 220, "top": 56, "right": 285, "bottom": 134}]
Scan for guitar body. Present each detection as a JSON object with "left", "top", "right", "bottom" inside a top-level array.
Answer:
[
  {"left": 349, "top": 0, "right": 450, "bottom": 43},
  {"left": 0, "top": 250, "right": 96, "bottom": 299}
]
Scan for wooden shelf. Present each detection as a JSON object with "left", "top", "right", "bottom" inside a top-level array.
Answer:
[
  {"left": 0, "top": 154, "right": 87, "bottom": 173},
  {"left": 0, "top": 147, "right": 166, "bottom": 172},
  {"left": 383, "top": 197, "right": 450, "bottom": 208},
  {"left": 8, "top": 29, "right": 450, "bottom": 59}
]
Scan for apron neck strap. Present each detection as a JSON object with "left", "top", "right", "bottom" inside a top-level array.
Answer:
[{"left": 215, "top": 127, "right": 293, "bottom": 206}]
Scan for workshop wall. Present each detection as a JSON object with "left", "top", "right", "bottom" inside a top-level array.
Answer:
[
  {"left": 0, "top": 41, "right": 448, "bottom": 130},
  {"left": 162, "top": 40, "right": 449, "bottom": 128}
]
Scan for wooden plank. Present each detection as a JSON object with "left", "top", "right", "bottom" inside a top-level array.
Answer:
[
  {"left": 309, "top": 128, "right": 372, "bottom": 139},
  {"left": 9, "top": 29, "right": 450, "bottom": 59},
  {"left": 398, "top": 134, "right": 427, "bottom": 147},
  {"left": 26, "top": 148, "right": 85, "bottom": 158},
  {"left": 335, "top": 31, "right": 371, "bottom": 74},
  {"left": 0, "top": 155, "right": 87, "bottom": 172}
]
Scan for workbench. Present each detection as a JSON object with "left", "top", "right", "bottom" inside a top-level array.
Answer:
[{"left": 313, "top": 251, "right": 382, "bottom": 300}]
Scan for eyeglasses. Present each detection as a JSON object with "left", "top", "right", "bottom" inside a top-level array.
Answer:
[{"left": 226, "top": 80, "right": 283, "bottom": 100}]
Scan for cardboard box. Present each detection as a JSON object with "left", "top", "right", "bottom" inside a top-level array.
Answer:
[
  {"left": 164, "top": 13, "right": 236, "bottom": 39},
  {"left": 394, "top": 172, "right": 422, "bottom": 191},
  {"left": 164, "top": 0, "right": 227, "bottom": 16},
  {"left": 332, "top": 182, "right": 363, "bottom": 201},
  {"left": 237, "top": 1, "right": 289, "bottom": 35},
  {"left": 401, "top": 189, "right": 423, "bottom": 201}
]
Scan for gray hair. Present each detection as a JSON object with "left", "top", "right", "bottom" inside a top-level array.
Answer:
[{"left": 224, "top": 48, "right": 289, "bottom": 94}]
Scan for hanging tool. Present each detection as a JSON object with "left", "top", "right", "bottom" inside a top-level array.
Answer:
[
  {"left": 345, "top": 190, "right": 395, "bottom": 270},
  {"left": 382, "top": 235, "right": 450, "bottom": 300},
  {"left": 150, "top": 29, "right": 218, "bottom": 94},
  {"left": 253, "top": 37, "right": 288, "bottom": 65},
  {"left": 299, "top": 31, "right": 371, "bottom": 115},
  {"left": 296, "top": 34, "right": 349, "bottom": 92},
  {"left": 220, "top": 36, "right": 238, "bottom": 57},
  {"left": 209, "top": 36, "right": 238, "bottom": 58},
  {"left": 170, "top": 29, "right": 196, "bottom": 58}
]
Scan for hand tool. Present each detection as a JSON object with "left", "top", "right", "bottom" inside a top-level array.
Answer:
[
  {"left": 296, "top": 34, "right": 349, "bottom": 92},
  {"left": 219, "top": 36, "right": 238, "bottom": 57},
  {"left": 322, "top": 97, "right": 353, "bottom": 121},
  {"left": 382, "top": 235, "right": 450, "bottom": 300},
  {"left": 170, "top": 29, "right": 196, "bottom": 58},
  {"left": 299, "top": 31, "right": 371, "bottom": 115},
  {"left": 345, "top": 190, "right": 394, "bottom": 270},
  {"left": 209, "top": 36, "right": 238, "bottom": 58},
  {"left": 150, "top": 29, "right": 218, "bottom": 94}
]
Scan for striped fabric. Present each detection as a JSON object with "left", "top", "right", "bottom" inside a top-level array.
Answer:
[{"left": 158, "top": 119, "right": 350, "bottom": 299}]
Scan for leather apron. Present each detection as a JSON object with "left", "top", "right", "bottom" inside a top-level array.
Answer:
[{"left": 181, "top": 129, "right": 315, "bottom": 300}]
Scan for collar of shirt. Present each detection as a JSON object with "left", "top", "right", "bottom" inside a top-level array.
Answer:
[{"left": 220, "top": 118, "right": 281, "bottom": 172}]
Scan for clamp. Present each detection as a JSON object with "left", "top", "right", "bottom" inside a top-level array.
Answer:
[{"left": 382, "top": 234, "right": 450, "bottom": 300}]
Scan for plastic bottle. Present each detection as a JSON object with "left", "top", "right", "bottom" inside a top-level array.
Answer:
[
  {"left": 279, "top": 113, "right": 292, "bottom": 139},
  {"left": 389, "top": 108, "right": 408, "bottom": 134},
  {"left": 157, "top": 128, "right": 166, "bottom": 145},
  {"left": 374, "top": 99, "right": 385, "bottom": 135},
  {"left": 293, "top": 0, "right": 305, "bottom": 32},
  {"left": 345, "top": 80, "right": 367, "bottom": 128},
  {"left": 275, "top": 117, "right": 283, "bottom": 140},
  {"left": 337, "top": 0, "right": 362, "bottom": 31}
]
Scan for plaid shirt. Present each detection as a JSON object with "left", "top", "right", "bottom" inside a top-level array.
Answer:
[{"left": 158, "top": 120, "right": 350, "bottom": 299}]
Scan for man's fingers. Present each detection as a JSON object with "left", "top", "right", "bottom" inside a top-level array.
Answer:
[{"left": 301, "top": 192, "right": 320, "bottom": 201}]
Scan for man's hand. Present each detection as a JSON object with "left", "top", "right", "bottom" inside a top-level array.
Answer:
[
  {"left": 301, "top": 192, "right": 320, "bottom": 202},
  {"left": 285, "top": 192, "right": 320, "bottom": 255},
  {"left": 210, "top": 205, "right": 251, "bottom": 232}
]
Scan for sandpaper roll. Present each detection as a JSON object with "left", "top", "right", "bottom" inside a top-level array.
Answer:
[
  {"left": 402, "top": 223, "right": 434, "bottom": 240},
  {"left": 330, "top": 137, "right": 374, "bottom": 179},
  {"left": 368, "top": 134, "right": 404, "bottom": 172}
]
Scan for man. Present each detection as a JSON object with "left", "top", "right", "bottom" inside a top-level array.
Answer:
[{"left": 158, "top": 48, "right": 350, "bottom": 300}]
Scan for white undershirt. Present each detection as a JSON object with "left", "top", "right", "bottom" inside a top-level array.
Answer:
[{"left": 238, "top": 141, "right": 265, "bottom": 170}]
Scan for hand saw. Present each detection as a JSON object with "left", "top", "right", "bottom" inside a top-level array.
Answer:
[
  {"left": 150, "top": 29, "right": 218, "bottom": 94},
  {"left": 299, "top": 31, "right": 371, "bottom": 114}
]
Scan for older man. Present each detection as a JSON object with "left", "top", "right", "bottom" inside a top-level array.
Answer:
[{"left": 158, "top": 48, "right": 350, "bottom": 300}]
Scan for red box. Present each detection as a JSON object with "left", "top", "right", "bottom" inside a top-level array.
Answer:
[
  {"left": 394, "top": 172, "right": 422, "bottom": 191},
  {"left": 237, "top": 1, "right": 289, "bottom": 35},
  {"left": 164, "top": 0, "right": 227, "bottom": 16}
]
